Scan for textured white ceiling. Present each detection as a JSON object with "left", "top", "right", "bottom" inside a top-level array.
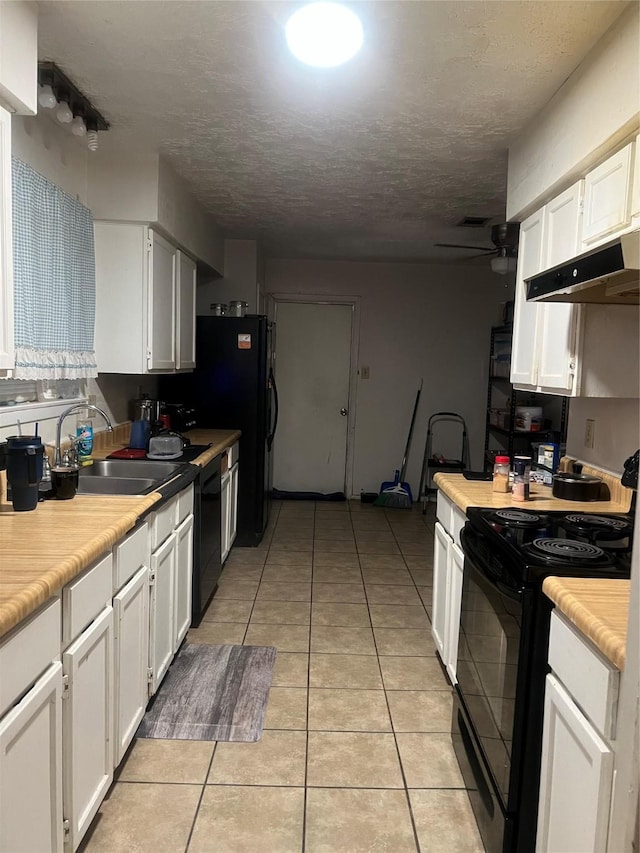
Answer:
[{"left": 38, "top": 1, "right": 628, "bottom": 262}]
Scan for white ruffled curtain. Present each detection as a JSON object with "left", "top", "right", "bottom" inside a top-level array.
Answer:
[{"left": 11, "top": 158, "right": 97, "bottom": 379}]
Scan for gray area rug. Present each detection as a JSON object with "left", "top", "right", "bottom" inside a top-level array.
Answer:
[{"left": 137, "top": 643, "right": 277, "bottom": 742}]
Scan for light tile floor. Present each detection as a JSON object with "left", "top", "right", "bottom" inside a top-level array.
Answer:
[{"left": 82, "top": 500, "right": 485, "bottom": 853}]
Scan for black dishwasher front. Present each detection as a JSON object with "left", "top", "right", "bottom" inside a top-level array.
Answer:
[{"left": 192, "top": 455, "right": 222, "bottom": 625}]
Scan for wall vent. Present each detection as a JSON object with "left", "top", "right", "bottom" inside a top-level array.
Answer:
[{"left": 456, "top": 216, "right": 492, "bottom": 228}]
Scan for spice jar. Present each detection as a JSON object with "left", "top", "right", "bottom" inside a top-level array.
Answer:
[
  {"left": 512, "top": 456, "right": 531, "bottom": 502},
  {"left": 492, "top": 455, "right": 511, "bottom": 493}
]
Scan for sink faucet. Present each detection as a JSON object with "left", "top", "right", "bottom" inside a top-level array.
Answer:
[{"left": 55, "top": 404, "right": 114, "bottom": 467}]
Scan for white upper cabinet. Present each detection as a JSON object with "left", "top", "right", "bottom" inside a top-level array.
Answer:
[
  {"left": 537, "top": 181, "right": 584, "bottom": 395},
  {"left": 94, "top": 222, "right": 197, "bottom": 374},
  {"left": 0, "top": 106, "right": 14, "bottom": 372},
  {"left": 581, "top": 142, "right": 633, "bottom": 248},
  {"left": 511, "top": 173, "right": 638, "bottom": 398},
  {"left": 510, "top": 208, "right": 545, "bottom": 388},
  {"left": 176, "top": 250, "right": 196, "bottom": 371},
  {"left": 0, "top": 1, "right": 38, "bottom": 115},
  {"left": 148, "top": 231, "right": 176, "bottom": 371}
]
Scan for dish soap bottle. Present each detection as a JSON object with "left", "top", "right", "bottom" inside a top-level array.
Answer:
[{"left": 76, "top": 411, "right": 94, "bottom": 466}]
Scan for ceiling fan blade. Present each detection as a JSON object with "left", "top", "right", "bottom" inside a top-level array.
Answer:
[{"left": 434, "top": 242, "right": 496, "bottom": 252}]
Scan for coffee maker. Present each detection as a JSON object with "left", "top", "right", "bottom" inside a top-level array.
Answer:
[{"left": 133, "top": 396, "right": 165, "bottom": 437}]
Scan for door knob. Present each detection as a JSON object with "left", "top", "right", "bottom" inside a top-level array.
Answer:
[{"left": 340, "top": 408, "right": 348, "bottom": 416}]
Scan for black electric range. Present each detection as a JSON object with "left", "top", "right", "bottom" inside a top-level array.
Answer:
[{"left": 452, "top": 506, "right": 633, "bottom": 853}]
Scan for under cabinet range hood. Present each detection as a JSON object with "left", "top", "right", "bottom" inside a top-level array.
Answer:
[{"left": 526, "top": 229, "right": 640, "bottom": 305}]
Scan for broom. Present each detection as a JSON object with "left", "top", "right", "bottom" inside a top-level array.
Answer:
[{"left": 374, "top": 382, "right": 422, "bottom": 508}]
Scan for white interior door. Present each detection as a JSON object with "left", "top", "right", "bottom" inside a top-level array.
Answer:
[{"left": 273, "top": 301, "right": 353, "bottom": 494}]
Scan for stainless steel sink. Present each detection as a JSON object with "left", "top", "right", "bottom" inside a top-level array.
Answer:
[
  {"left": 81, "top": 460, "right": 185, "bottom": 479},
  {"left": 76, "top": 459, "right": 188, "bottom": 495},
  {"left": 77, "top": 476, "right": 157, "bottom": 496}
]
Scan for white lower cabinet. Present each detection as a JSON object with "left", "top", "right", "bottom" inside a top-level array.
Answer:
[
  {"left": 113, "top": 565, "right": 150, "bottom": 765},
  {"left": 148, "top": 485, "right": 194, "bottom": 693},
  {"left": 221, "top": 469, "right": 231, "bottom": 563},
  {"left": 62, "top": 605, "right": 114, "bottom": 851},
  {"left": 174, "top": 514, "right": 194, "bottom": 653},
  {"left": 537, "top": 610, "right": 620, "bottom": 853},
  {"left": 228, "top": 461, "right": 239, "bottom": 550},
  {"left": 149, "top": 531, "right": 176, "bottom": 695},
  {"left": 432, "top": 495, "right": 467, "bottom": 684},
  {"left": 0, "top": 661, "right": 63, "bottom": 853},
  {"left": 445, "top": 541, "right": 464, "bottom": 683},
  {"left": 432, "top": 522, "right": 449, "bottom": 658}
]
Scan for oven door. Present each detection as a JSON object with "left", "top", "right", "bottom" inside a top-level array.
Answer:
[{"left": 456, "top": 526, "right": 524, "bottom": 812}]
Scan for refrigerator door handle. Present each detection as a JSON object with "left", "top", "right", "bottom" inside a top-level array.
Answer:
[{"left": 267, "top": 368, "right": 279, "bottom": 451}]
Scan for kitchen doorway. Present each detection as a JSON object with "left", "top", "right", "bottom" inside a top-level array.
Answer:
[{"left": 272, "top": 298, "right": 357, "bottom": 495}]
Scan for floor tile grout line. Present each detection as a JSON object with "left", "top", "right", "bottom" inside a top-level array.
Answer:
[
  {"left": 358, "top": 505, "right": 423, "bottom": 853},
  {"left": 300, "top": 504, "right": 317, "bottom": 853},
  {"left": 182, "top": 741, "right": 218, "bottom": 853}
]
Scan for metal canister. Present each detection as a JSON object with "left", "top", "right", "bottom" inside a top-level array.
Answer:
[
  {"left": 210, "top": 303, "right": 227, "bottom": 316},
  {"left": 228, "top": 300, "right": 249, "bottom": 317}
]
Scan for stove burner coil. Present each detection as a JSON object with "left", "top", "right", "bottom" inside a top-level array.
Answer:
[
  {"left": 531, "top": 538, "right": 606, "bottom": 560},
  {"left": 564, "top": 514, "right": 630, "bottom": 532},
  {"left": 494, "top": 510, "right": 542, "bottom": 525}
]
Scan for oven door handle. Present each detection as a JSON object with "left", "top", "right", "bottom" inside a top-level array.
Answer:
[{"left": 460, "top": 527, "right": 523, "bottom": 603}]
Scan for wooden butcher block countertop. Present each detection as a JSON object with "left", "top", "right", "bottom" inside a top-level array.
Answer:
[
  {"left": 0, "top": 428, "right": 240, "bottom": 640},
  {"left": 542, "top": 577, "right": 630, "bottom": 670},
  {"left": 433, "top": 471, "right": 631, "bottom": 515}
]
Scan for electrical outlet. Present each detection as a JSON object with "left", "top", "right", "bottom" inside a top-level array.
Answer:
[
  {"left": 87, "top": 394, "right": 97, "bottom": 406},
  {"left": 360, "top": 366, "right": 370, "bottom": 380},
  {"left": 584, "top": 419, "right": 595, "bottom": 449}
]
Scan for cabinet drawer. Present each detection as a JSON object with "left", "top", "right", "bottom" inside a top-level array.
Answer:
[
  {"left": 62, "top": 553, "right": 113, "bottom": 647},
  {"left": 549, "top": 610, "right": 619, "bottom": 739},
  {"left": 451, "top": 505, "right": 467, "bottom": 548},
  {"left": 227, "top": 441, "right": 240, "bottom": 467},
  {"left": 176, "top": 484, "right": 194, "bottom": 526},
  {"left": 0, "top": 598, "right": 61, "bottom": 717},
  {"left": 114, "top": 522, "right": 149, "bottom": 591},
  {"left": 436, "top": 491, "right": 453, "bottom": 535},
  {"left": 151, "top": 495, "right": 179, "bottom": 549}
]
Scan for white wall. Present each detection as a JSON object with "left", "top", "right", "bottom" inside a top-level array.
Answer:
[
  {"left": 566, "top": 397, "right": 639, "bottom": 475},
  {"left": 507, "top": 3, "right": 640, "bottom": 219},
  {"left": 196, "top": 239, "right": 260, "bottom": 314},
  {"left": 266, "top": 258, "right": 507, "bottom": 496},
  {"left": 10, "top": 112, "right": 157, "bottom": 432},
  {"left": 12, "top": 112, "right": 88, "bottom": 201},
  {"left": 157, "top": 157, "right": 224, "bottom": 274},
  {"left": 87, "top": 150, "right": 224, "bottom": 273}
]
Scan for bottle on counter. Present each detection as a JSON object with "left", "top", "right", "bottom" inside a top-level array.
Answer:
[
  {"left": 76, "top": 411, "right": 94, "bottom": 466},
  {"left": 492, "top": 455, "right": 511, "bottom": 493},
  {"left": 512, "top": 456, "right": 531, "bottom": 501}
]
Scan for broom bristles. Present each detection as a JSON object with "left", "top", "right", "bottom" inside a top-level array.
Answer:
[{"left": 374, "top": 483, "right": 413, "bottom": 508}]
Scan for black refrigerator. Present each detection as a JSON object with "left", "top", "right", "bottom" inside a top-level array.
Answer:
[{"left": 160, "top": 315, "right": 277, "bottom": 547}]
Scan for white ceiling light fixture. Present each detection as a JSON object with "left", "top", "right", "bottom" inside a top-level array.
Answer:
[
  {"left": 70, "top": 116, "right": 86, "bottom": 137},
  {"left": 285, "top": 2, "right": 363, "bottom": 68},
  {"left": 37, "top": 84, "right": 57, "bottom": 109},
  {"left": 56, "top": 100, "right": 73, "bottom": 123}
]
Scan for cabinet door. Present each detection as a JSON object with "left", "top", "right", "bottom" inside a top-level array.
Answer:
[
  {"left": 511, "top": 208, "right": 546, "bottom": 387},
  {"left": 0, "top": 662, "right": 63, "bottom": 853},
  {"left": 221, "top": 472, "right": 231, "bottom": 564},
  {"left": 537, "top": 182, "right": 583, "bottom": 394},
  {"left": 431, "top": 522, "right": 450, "bottom": 659},
  {"left": 228, "top": 462, "right": 239, "bottom": 550},
  {"left": 445, "top": 541, "right": 464, "bottom": 684},
  {"left": 0, "top": 106, "right": 14, "bottom": 371},
  {"left": 149, "top": 532, "right": 176, "bottom": 695},
  {"left": 582, "top": 143, "right": 633, "bottom": 247},
  {"left": 174, "top": 514, "right": 194, "bottom": 652},
  {"left": 632, "top": 136, "right": 640, "bottom": 221},
  {"left": 175, "top": 251, "right": 196, "bottom": 371},
  {"left": 113, "top": 566, "right": 149, "bottom": 766},
  {"left": 147, "top": 229, "right": 176, "bottom": 371},
  {"left": 63, "top": 606, "right": 114, "bottom": 852},
  {"left": 536, "top": 674, "right": 614, "bottom": 853}
]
